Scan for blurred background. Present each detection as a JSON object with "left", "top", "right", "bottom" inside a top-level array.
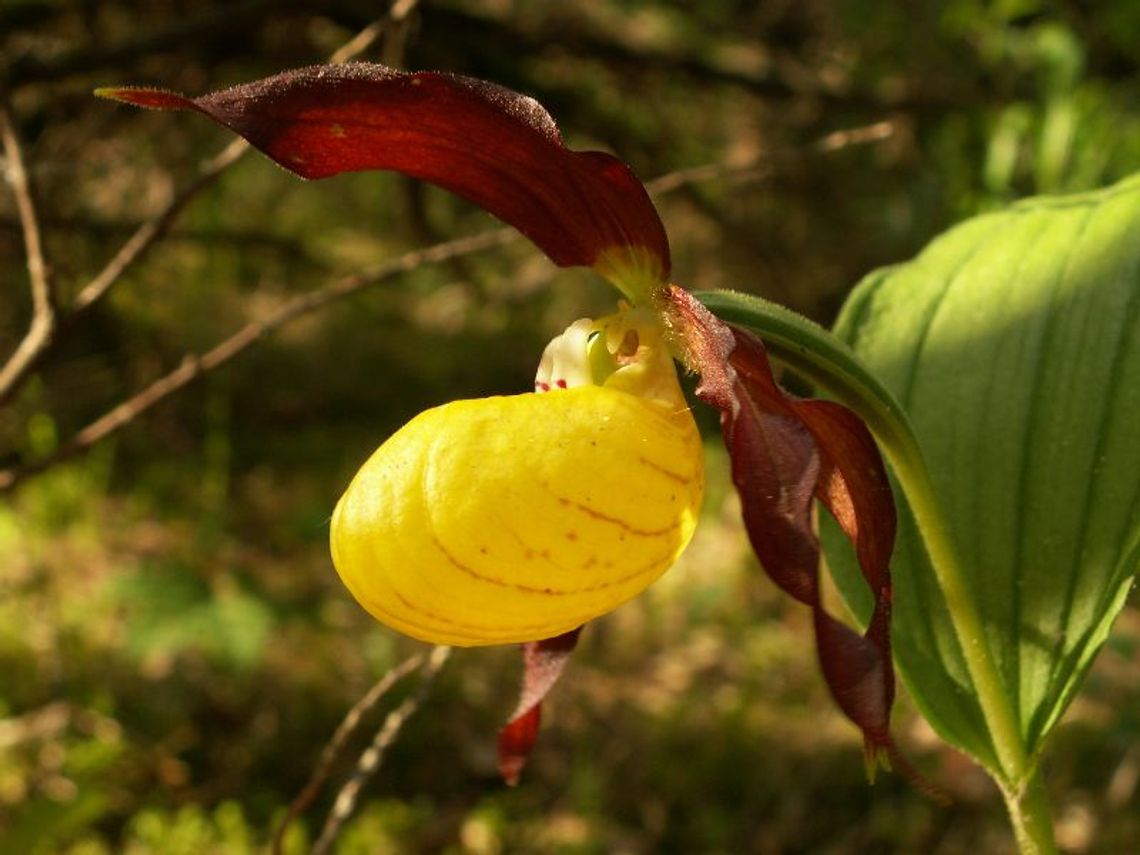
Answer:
[{"left": 2, "top": 1, "right": 1139, "bottom": 852}]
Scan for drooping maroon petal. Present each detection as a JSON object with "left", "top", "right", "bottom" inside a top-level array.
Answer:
[
  {"left": 97, "top": 64, "right": 670, "bottom": 280},
  {"left": 498, "top": 627, "right": 582, "bottom": 786},
  {"left": 662, "top": 286, "right": 897, "bottom": 764}
]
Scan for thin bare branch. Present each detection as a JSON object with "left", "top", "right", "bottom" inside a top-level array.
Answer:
[
  {"left": 379, "top": 0, "right": 422, "bottom": 68},
  {"left": 70, "top": 137, "right": 249, "bottom": 314},
  {"left": 312, "top": 645, "right": 452, "bottom": 855},
  {"left": 0, "top": 92, "right": 58, "bottom": 406},
  {"left": 270, "top": 651, "right": 427, "bottom": 855},
  {"left": 645, "top": 160, "right": 773, "bottom": 196},
  {"left": 8, "top": 0, "right": 278, "bottom": 90},
  {"left": 0, "top": 118, "right": 897, "bottom": 493},
  {"left": 332, "top": 0, "right": 421, "bottom": 66},
  {"left": 644, "top": 118, "right": 898, "bottom": 195},
  {"left": 0, "top": 9, "right": 412, "bottom": 412},
  {"left": 0, "top": 227, "right": 517, "bottom": 493},
  {"left": 813, "top": 119, "right": 897, "bottom": 153},
  {"left": 389, "top": 0, "right": 423, "bottom": 21},
  {"left": 71, "top": 11, "right": 396, "bottom": 319}
]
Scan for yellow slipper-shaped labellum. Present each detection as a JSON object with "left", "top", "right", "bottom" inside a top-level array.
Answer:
[{"left": 330, "top": 308, "right": 704, "bottom": 646}]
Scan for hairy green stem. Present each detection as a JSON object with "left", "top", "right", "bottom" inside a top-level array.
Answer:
[
  {"left": 698, "top": 290, "right": 1057, "bottom": 854},
  {"left": 1003, "top": 768, "right": 1059, "bottom": 855}
]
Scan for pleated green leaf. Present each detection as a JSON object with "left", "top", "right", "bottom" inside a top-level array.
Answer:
[{"left": 824, "top": 173, "right": 1140, "bottom": 768}]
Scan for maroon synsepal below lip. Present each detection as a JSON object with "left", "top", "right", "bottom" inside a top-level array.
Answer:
[
  {"left": 497, "top": 627, "right": 582, "bottom": 786},
  {"left": 97, "top": 65, "right": 670, "bottom": 279},
  {"left": 663, "top": 286, "right": 898, "bottom": 762}
]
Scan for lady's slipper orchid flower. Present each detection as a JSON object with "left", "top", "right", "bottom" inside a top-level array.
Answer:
[
  {"left": 331, "top": 307, "right": 704, "bottom": 647},
  {"left": 100, "top": 64, "right": 899, "bottom": 783}
]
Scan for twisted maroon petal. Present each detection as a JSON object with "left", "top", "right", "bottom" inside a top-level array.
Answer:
[
  {"left": 498, "top": 627, "right": 582, "bottom": 785},
  {"left": 97, "top": 64, "right": 669, "bottom": 278},
  {"left": 664, "top": 287, "right": 897, "bottom": 763}
]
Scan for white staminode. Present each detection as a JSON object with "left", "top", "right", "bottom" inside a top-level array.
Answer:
[
  {"left": 534, "top": 318, "right": 594, "bottom": 392},
  {"left": 533, "top": 308, "right": 687, "bottom": 414}
]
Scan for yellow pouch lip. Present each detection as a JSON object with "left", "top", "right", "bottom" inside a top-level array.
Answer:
[{"left": 330, "top": 383, "right": 704, "bottom": 646}]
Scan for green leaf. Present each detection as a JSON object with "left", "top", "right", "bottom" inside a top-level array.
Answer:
[{"left": 825, "top": 172, "right": 1140, "bottom": 768}]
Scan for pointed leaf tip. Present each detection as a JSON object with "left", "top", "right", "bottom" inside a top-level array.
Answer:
[{"left": 98, "top": 64, "right": 670, "bottom": 279}]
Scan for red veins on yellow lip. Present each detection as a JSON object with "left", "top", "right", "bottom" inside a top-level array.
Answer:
[{"left": 330, "top": 386, "right": 703, "bottom": 646}]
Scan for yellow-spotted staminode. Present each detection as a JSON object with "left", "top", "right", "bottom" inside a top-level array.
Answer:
[{"left": 330, "top": 307, "right": 703, "bottom": 646}]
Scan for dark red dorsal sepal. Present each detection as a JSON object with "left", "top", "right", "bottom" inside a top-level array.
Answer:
[{"left": 97, "top": 65, "right": 669, "bottom": 281}]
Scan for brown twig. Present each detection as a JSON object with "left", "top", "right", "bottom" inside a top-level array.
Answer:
[
  {"left": 332, "top": 0, "right": 421, "bottom": 66},
  {"left": 0, "top": 118, "right": 897, "bottom": 493},
  {"left": 0, "top": 214, "right": 335, "bottom": 258},
  {"left": 70, "top": 137, "right": 249, "bottom": 315},
  {"left": 0, "top": 9, "right": 401, "bottom": 412},
  {"left": 270, "top": 651, "right": 428, "bottom": 855},
  {"left": 812, "top": 119, "right": 897, "bottom": 153},
  {"left": 0, "top": 227, "right": 517, "bottom": 492},
  {"left": 311, "top": 645, "right": 452, "bottom": 855},
  {"left": 7, "top": 0, "right": 278, "bottom": 90},
  {"left": 645, "top": 160, "right": 773, "bottom": 196},
  {"left": 643, "top": 119, "right": 897, "bottom": 195},
  {"left": 0, "top": 91, "right": 58, "bottom": 407},
  {"left": 378, "top": 0, "right": 422, "bottom": 68},
  {"left": 73, "top": 9, "right": 398, "bottom": 318}
]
